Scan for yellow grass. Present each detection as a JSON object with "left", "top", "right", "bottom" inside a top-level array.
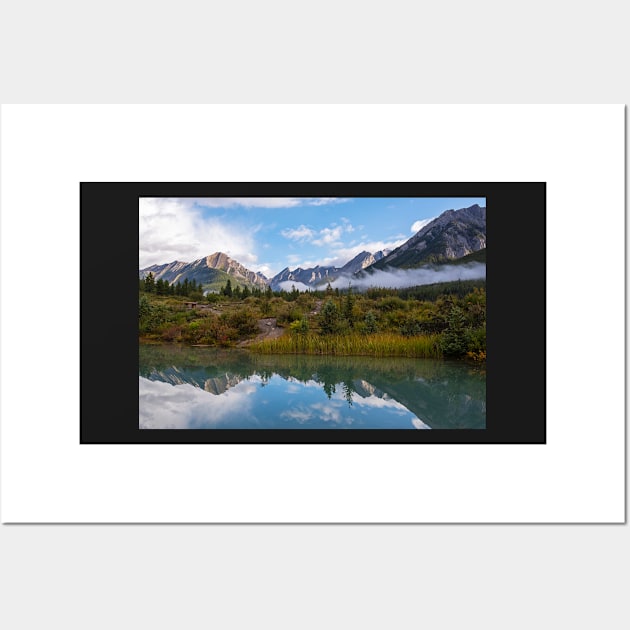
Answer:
[{"left": 248, "top": 332, "right": 442, "bottom": 358}]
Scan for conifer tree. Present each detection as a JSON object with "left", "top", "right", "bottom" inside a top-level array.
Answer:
[
  {"left": 320, "top": 299, "right": 339, "bottom": 335},
  {"left": 222, "top": 279, "right": 233, "bottom": 297},
  {"left": 144, "top": 272, "right": 155, "bottom": 293},
  {"left": 343, "top": 284, "right": 355, "bottom": 327}
]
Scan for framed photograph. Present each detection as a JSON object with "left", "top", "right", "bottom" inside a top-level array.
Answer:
[
  {"left": 81, "top": 181, "right": 545, "bottom": 445},
  {"left": 3, "top": 104, "right": 622, "bottom": 523}
]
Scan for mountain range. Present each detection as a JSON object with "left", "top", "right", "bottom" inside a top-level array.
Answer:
[
  {"left": 270, "top": 250, "right": 389, "bottom": 290},
  {"left": 139, "top": 204, "right": 486, "bottom": 291}
]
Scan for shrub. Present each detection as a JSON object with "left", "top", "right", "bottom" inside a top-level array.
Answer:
[
  {"left": 399, "top": 316, "right": 424, "bottom": 337},
  {"left": 159, "top": 324, "right": 183, "bottom": 342},
  {"left": 465, "top": 326, "right": 486, "bottom": 353},
  {"left": 363, "top": 311, "right": 378, "bottom": 334},
  {"left": 225, "top": 310, "right": 259, "bottom": 336},
  {"left": 182, "top": 320, "right": 203, "bottom": 343},
  {"left": 377, "top": 297, "right": 408, "bottom": 312},
  {"left": 466, "top": 350, "right": 487, "bottom": 362},
  {"left": 139, "top": 296, "right": 166, "bottom": 334},
  {"left": 289, "top": 318, "right": 309, "bottom": 336}
]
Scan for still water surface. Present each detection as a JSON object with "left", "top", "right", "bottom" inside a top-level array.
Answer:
[{"left": 139, "top": 345, "right": 486, "bottom": 430}]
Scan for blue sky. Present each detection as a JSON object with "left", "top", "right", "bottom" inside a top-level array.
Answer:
[{"left": 139, "top": 197, "right": 486, "bottom": 277}]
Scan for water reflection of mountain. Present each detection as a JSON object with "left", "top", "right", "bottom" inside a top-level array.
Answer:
[
  {"left": 141, "top": 366, "right": 244, "bottom": 395},
  {"left": 139, "top": 345, "right": 485, "bottom": 429}
]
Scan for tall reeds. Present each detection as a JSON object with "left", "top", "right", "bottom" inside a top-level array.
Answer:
[{"left": 248, "top": 332, "right": 442, "bottom": 358}]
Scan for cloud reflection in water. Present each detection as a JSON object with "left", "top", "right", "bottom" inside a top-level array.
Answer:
[
  {"left": 140, "top": 373, "right": 429, "bottom": 430},
  {"left": 139, "top": 376, "right": 259, "bottom": 429}
]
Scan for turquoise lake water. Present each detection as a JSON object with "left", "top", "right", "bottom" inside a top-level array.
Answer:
[{"left": 139, "top": 345, "right": 486, "bottom": 430}]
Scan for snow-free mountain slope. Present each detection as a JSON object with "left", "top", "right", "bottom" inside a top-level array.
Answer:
[
  {"left": 368, "top": 204, "right": 486, "bottom": 270},
  {"left": 139, "top": 252, "right": 268, "bottom": 290}
]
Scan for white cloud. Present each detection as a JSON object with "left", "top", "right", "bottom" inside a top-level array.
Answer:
[
  {"left": 282, "top": 220, "right": 356, "bottom": 248},
  {"left": 325, "top": 237, "right": 408, "bottom": 267},
  {"left": 411, "top": 217, "right": 436, "bottom": 233},
  {"left": 139, "top": 198, "right": 260, "bottom": 269},
  {"left": 340, "top": 217, "right": 355, "bottom": 232},
  {"left": 281, "top": 225, "right": 316, "bottom": 241},
  {"left": 305, "top": 198, "right": 350, "bottom": 206},
  {"left": 251, "top": 262, "right": 274, "bottom": 277},
  {"left": 328, "top": 262, "right": 486, "bottom": 290},
  {"left": 289, "top": 256, "right": 339, "bottom": 270},
  {"left": 203, "top": 198, "right": 302, "bottom": 208},
  {"left": 188, "top": 197, "right": 349, "bottom": 208},
  {"left": 312, "top": 225, "right": 344, "bottom": 246}
]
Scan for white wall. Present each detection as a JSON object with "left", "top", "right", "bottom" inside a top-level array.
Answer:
[{"left": 0, "top": 2, "right": 627, "bottom": 629}]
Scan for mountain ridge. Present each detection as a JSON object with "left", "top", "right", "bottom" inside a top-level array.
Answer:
[
  {"left": 139, "top": 252, "right": 268, "bottom": 291},
  {"left": 367, "top": 204, "right": 486, "bottom": 271}
]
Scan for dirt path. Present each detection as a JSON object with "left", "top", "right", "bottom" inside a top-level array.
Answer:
[
  {"left": 236, "top": 318, "right": 285, "bottom": 347},
  {"left": 236, "top": 300, "right": 323, "bottom": 348}
]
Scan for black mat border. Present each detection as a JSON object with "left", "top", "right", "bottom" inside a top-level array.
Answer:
[{"left": 80, "top": 182, "right": 545, "bottom": 444}]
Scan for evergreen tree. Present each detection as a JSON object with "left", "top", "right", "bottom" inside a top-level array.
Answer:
[
  {"left": 440, "top": 305, "right": 468, "bottom": 357},
  {"left": 139, "top": 294, "right": 152, "bottom": 318},
  {"left": 222, "top": 279, "right": 233, "bottom": 297},
  {"left": 320, "top": 299, "right": 339, "bottom": 335},
  {"left": 242, "top": 285, "right": 251, "bottom": 299},
  {"left": 156, "top": 278, "right": 168, "bottom": 295},
  {"left": 143, "top": 272, "right": 155, "bottom": 293},
  {"left": 343, "top": 284, "right": 355, "bottom": 328}
]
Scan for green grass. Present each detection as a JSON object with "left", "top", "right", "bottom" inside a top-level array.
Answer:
[{"left": 248, "top": 332, "right": 442, "bottom": 358}]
